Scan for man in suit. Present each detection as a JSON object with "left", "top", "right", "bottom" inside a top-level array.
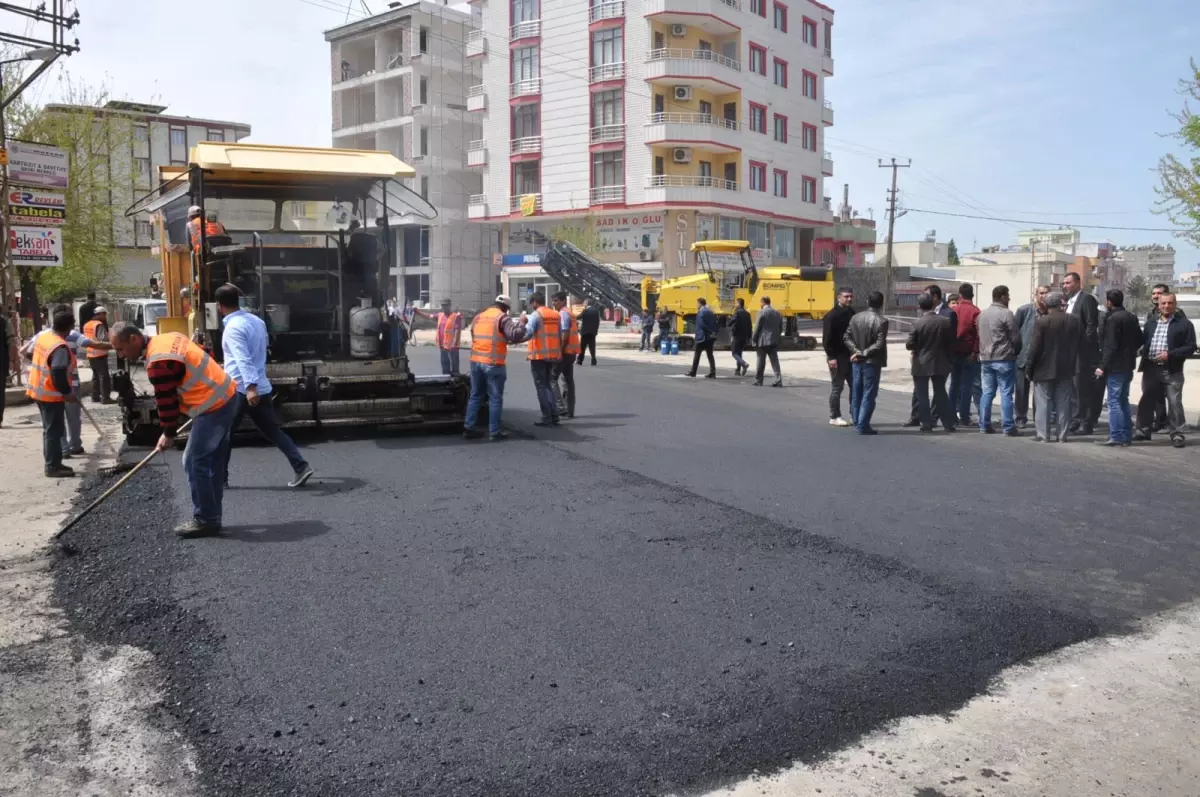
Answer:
[
  {"left": 1023, "top": 291, "right": 1083, "bottom": 442},
  {"left": 1146, "top": 283, "right": 1186, "bottom": 431},
  {"left": 752, "top": 295, "right": 783, "bottom": 387},
  {"left": 904, "top": 284, "right": 955, "bottom": 427},
  {"left": 576, "top": 300, "right": 601, "bottom": 366},
  {"left": 686, "top": 297, "right": 719, "bottom": 379},
  {"left": 730, "top": 298, "right": 753, "bottom": 376},
  {"left": 1061, "top": 271, "right": 1100, "bottom": 435},
  {"left": 1094, "top": 288, "right": 1143, "bottom": 447},
  {"left": 906, "top": 292, "right": 956, "bottom": 433},
  {"left": 1133, "top": 292, "right": 1196, "bottom": 448},
  {"left": 1013, "top": 284, "right": 1050, "bottom": 428}
]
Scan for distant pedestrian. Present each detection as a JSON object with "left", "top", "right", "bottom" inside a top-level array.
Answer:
[
  {"left": 84, "top": 305, "right": 114, "bottom": 404},
  {"left": 906, "top": 293, "right": 956, "bottom": 433},
  {"left": 976, "top": 285, "right": 1020, "bottom": 436},
  {"left": 730, "top": 297, "right": 752, "bottom": 376},
  {"left": 905, "top": 284, "right": 956, "bottom": 427},
  {"left": 413, "top": 299, "right": 462, "bottom": 375},
  {"left": 1133, "top": 292, "right": 1195, "bottom": 448},
  {"left": 949, "top": 283, "right": 981, "bottom": 427},
  {"left": 524, "top": 292, "right": 562, "bottom": 426},
  {"left": 551, "top": 292, "right": 577, "bottom": 419},
  {"left": 844, "top": 290, "right": 888, "bottom": 435},
  {"left": 1094, "top": 289, "right": 1141, "bottom": 447},
  {"left": 1023, "top": 291, "right": 1082, "bottom": 443},
  {"left": 0, "top": 310, "right": 13, "bottom": 428},
  {"left": 822, "top": 286, "right": 855, "bottom": 427},
  {"left": 463, "top": 295, "right": 528, "bottom": 441},
  {"left": 1013, "top": 285, "right": 1050, "bottom": 428},
  {"left": 577, "top": 300, "right": 600, "bottom": 366},
  {"left": 657, "top": 307, "right": 672, "bottom": 347},
  {"left": 639, "top": 307, "right": 656, "bottom": 352},
  {"left": 687, "top": 297, "right": 719, "bottom": 379},
  {"left": 752, "top": 296, "right": 783, "bottom": 387},
  {"left": 78, "top": 292, "right": 97, "bottom": 328},
  {"left": 1062, "top": 271, "right": 1101, "bottom": 435}
]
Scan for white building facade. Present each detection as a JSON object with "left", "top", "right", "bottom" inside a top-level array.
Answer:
[
  {"left": 1117, "top": 244, "right": 1176, "bottom": 287},
  {"left": 464, "top": 0, "right": 837, "bottom": 281},
  {"left": 327, "top": 1, "right": 498, "bottom": 310}
]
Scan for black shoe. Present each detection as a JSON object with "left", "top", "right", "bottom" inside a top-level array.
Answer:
[
  {"left": 1096, "top": 438, "right": 1130, "bottom": 447},
  {"left": 564, "top": 413, "right": 575, "bottom": 419},
  {"left": 920, "top": 426, "right": 935, "bottom": 433},
  {"left": 685, "top": 371, "right": 696, "bottom": 378},
  {"left": 752, "top": 380, "right": 763, "bottom": 386},
  {"left": 943, "top": 426, "right": 957, "bottom": 433},
  {"left": 575, "top": 358, "right": 584, "bottom": 366},
  {"left": 858, "top": 427, "right": 879, "bottom": 436},
  {"left": 771, "top": 381, "right": 783, "bottom": 388},
  {"left": 288, "top": 466, "right": 315, "bottom": 488},
  {"left": 1016, "top": 419, "right": 1028, "bottom": 429},
  {"left": 489, "top": 431, "right": 510, "bottom": 441},
  {"left": 1003, "top": 429, "right": 1019, "bottom": 438},
  {"left": 1078, "top": 424, "right": 1095, "bottom": 436},
  {"left": 70, "top": 446, "right": 85, "bottom": 455},
  {"left": 1172, "top": 435, "right": 1186, "bottom": 449},
  {"left": 902, "top": 419, "right": 921, "bottom": 428},
  {"left": 45, "top": 465, "right": 75, "bottom": 478},
  {"left": 1153, "top": 421, "right": 1167, "bottom": 433},
  {"left": 174, "top": 519, "right": 222, "bottom": 538},
  {"left": 980, "top": 426, "right": 995, "bottom": 434},
  {"left": 463, "top": 427, "right": 485, "bottom": 440},
  {"left": 60, "top": 452, "right": 73, "bottom": 460},
  {"left": 590, "top": 359, "right": 597, "bottom": 366},
  {"left": 705, "top": 372, "right": 716, "bottom": 379},
  {"left": 1032, "top": 435, "right": 1047, "bottom": 442},
  {"left": 534, "top": 419, "right": 556, "bottom": 427},
  {"left": 1132, "top": 430, "right": 1152, "bottom": 442},
  {"left": 1068, "top": 421, "right": 1082, "bottom": 434}
]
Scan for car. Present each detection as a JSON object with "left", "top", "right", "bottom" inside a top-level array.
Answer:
[{"left": 117, "top": 298, "right": 168, "bottom": 337}]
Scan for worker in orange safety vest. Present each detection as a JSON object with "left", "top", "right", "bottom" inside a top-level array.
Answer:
[
  {"left": 26, "top": 309, "right": 80, "bottom": 478},
  {"left": 462, "top": 294, "right": 529, "bottom": 441},
  {"left": 523, "top": 291, "right": 562, "bottom": 426},
  {"left": 413, "top": 298, "right": 463, "bottom": 375}
]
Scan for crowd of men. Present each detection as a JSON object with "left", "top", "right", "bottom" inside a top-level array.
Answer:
[{"left": 821, "top": 276, "right": 1196, "bottom": 445}]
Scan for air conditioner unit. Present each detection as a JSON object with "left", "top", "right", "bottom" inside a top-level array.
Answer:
[
  {"left": 670, "top": 24, "right": 687, "bottom": 37},
  {"left": 672, "top": 147, "right": 692, "bottom": 164},
  {"left": 673, "top": 86, "right": 692, "bottom": 101},
  {"left": 638, "top": 249, "right": 654, "bottom": 262}
]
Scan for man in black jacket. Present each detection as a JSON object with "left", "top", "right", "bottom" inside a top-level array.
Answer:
[
  {"left": 906, "top": 293, "right": 956, "bottom": 433},
  {"left": 1147, "top": 283, "right": 1187, "bottom": 430},
  {"left": 1062, "top": 272, "right": 1101, "bottom": 434},
  {"left": 1094, "top": 289, "right": 1142, "bottom": 447},
  {"left": 822, "top": 286, "right": 855, "bottom": 426},
  {"left": 904, "top": 284, "right": 956, "bottom": 426},
  {"left": 576, "top": 300, "right": 601, "bottom": 366},
  {"left": 78, "top": 292, "right": 97, "bottom": 328},
  {"left": 729, "top": 298, "right": 752, "bottom": 376},
  {"left": 1134, "top": 292, "right": 1196, "bottom": 448}
]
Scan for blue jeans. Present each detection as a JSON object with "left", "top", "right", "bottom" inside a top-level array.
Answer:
[
  {"left": 439, "top": 347, "right": 460, "bottom": 375},
  {"left": 223, "top": 393, "right": 308, "bottom": 483},
  {"left": 850, "top": 362, "right": 881, "bottom": 432},
  {"left": 183, "top": 397, "right": 239, "bottom": 526},
  {"left": 62, "top": 396, "right": 82, "bottom": 453},
  {"left": 465, "top": 362, "right": 507, "bottom": 436},
  {"left": 530, "top": 360, "right": 558, "bottom": 421},
  {"left": 979, "top": 360, "right": 1016, "bottom": 432},
  {"left": 731, "top": 337, "right": 748, "bottom": 367},
  {"left": 640, "top": 327, "right": 653, "bottom": 350},
  {"left": 37, "top": 401, "right": 66, "bottom": 470},
  {"left": 950, "top": 355, "right": 981, "bottom": 422},
  {"left": 1106, "top": 372, "right": 1133, "bottom": 443}
]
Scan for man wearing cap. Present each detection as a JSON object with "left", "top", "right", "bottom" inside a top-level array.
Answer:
[
  {"left": 463, "top": 294, "right": 528, "bottom": 441},
  {"left": 84, "top": 305, "right": 114, "bottom": 403},
  {"left": 413, "top": 298, "right": 463, "bottom": 375},
  {"left": 186, "top": 206, "right": 204, "bottom": 253}
]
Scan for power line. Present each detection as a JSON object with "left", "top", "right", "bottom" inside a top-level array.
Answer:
[{"left": 903, "top": 207, "right": 1194, "bottom": 233}]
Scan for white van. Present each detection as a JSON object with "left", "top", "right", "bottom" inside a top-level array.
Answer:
[
  {"left": 118, "top": 298, "right": 169, "bottom": 337},
  {"left": 1173, "top": 294, "right": 1200, "bottom": 357}
]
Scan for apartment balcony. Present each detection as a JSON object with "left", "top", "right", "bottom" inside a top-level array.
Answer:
[
  {"left": 467, "top": 140, "right": 487, "bottom": 167},
  {"left": 510, "top": 19, "right": 541, "bottom": 41},
  {"left": 589, "top": 0, "right": 624, "bottom": 23},
  {"left": 643, "top": 174, "right": 738, "bottom": 205},
  {"left": 510, "top": 136, "right": 542, "bottom": 156},
  {"left": 589, "top": 185, "right": 626, "bottom": 205},
  {"left": 643, "top": 0, "right": 740, "bottom": 35},
  {"left": 509, "top": 194, "right": 542, "bottom": 214},
  {"left": 466, "top": 29, "right": 486, "bottom": 57},
  {"left": 645, "top": 48, "right": 740, "bottom": 94},
  {"left": 467, "top": 194, "right": 489, "bottom": 219},
  {"left": 822, "top": 99, "right": 834, "bottom": 126},
  {"left": 590, "top": 123, "right": 625, "bottom": 144},
  {"left": 822, "top": 50, "right": 834, "bottom": 76},
  {"left": 467, "top": 85, "right": 486, "bottom": 112},
  {"left": 822, "top": 150, "right": 833, "bottom": 176},
  {"left": 510, "top": 78, "right": 542, "bottom": 99},
  {"left": 589, "top": 61, "right": 625, "bottom": 83},
  {"left": 644, "top": 112, "right": 740, "bottom": 152}
]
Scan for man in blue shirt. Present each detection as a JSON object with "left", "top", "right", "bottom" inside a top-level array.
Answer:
[
  {"left": 686, "top": 297, "right": 719, "bottom": 378},
  {"left": 215, "top": 284, "right": 314, "bottom": 488}
]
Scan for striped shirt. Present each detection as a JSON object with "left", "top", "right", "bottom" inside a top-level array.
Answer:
[
  {"left": 147, "top": 349, "right": 188, "bottom": 435},
  {"left": 1148, "top": 314, "right": 1173, "bottom": 357}
]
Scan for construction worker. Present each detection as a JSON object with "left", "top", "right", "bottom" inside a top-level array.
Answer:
[
  {"left": 109, "top": 322, "right": 239, "bottom": 538},
  {"left": 551, "top": 291, "right": 578, "bottom": 419},
  {"left": 83, "top": 306, "right": 114, "bottom": 403},
  {"left": 205, "top": 210, "right": 226, "bottom": 237},
  {"left": 462, "top": 294, "right": 528, "bottom": 441},
  {"left": 185, "top": 206, "right": 203, "bottom": 253},
  {"left": 523, "top": 291, "right": 561, "bottom": 426},
  {"left": 413, "top": 299, "right": 462, "bottom": 375},
  {"left": 25, "top": 309, "right": 79, "bottom": 478}
]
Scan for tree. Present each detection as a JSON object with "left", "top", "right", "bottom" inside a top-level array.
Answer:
[
  {"left": 1155, "top": 59, "right": 1200, "bottom": 246},
  {"left": 1126, "top": 274, "right": 1147, "bottom": 300},
  {"left": 946, "top": 238, "right": 961, "bottom": 265},
  {"left": 549, "top": 221, "right": 607, "bottom": 257}
]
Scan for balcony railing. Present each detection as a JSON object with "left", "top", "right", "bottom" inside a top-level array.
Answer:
[
  {"left": 648, "top": 112, "right": 740, "bottom": 130},
  {"left": 510, "top": 136, "right": 542, "bottom": 155},
  {"left": 718, "top": 0, "right": 740, "bottom": 7},
  {"left": 467, "top": 140, "right": 487, "bottom": 166},
  {"left": 467, "top": 194, "right": 488, "bottom": 219},
  {"left": 590, "top": 123, "right": 625, "bottom": 143},
  {"left": 510, "top": 78, "right": 541, "bottom": 98},
  {"left": 466, "top": 28, "right": 486, "bottom": 56},
  {"left": 509, "top": 194, "right": 542, "bottom": 213},
  {"left": 646, "top": 48, "right": 740, "bottom": 71},
  {"left": 589, "top": 185, "right": 625, "bottom": 205},
  {"left": 646, "top": 174, "right": 738, "bottom": 191},
  {"left": 822, "top": 99, "right": 834, "bottom": 125},
  {"left": 468, "top": 193, "right": 487, "bottom": 205},
  {"left": 467, "top": 84, "right": 486, "bottom": 111},
  {"left": 589, "top": 61, "right": 625, "bottom": 83},
  {"left": 510, "top": 19, "right": 541, "bottom": 39},
  {"left": 589, "top": 0, "right": 624, "bottom": 22}
]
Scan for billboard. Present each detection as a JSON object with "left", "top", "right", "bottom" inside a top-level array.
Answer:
[
  {"left": 8, "top": 189, "right": 66, "bottom": 226},
  {"left": 593, "top": 213, "right": 664, "bottom": 253},
  {"left": 10, "top": 226, "right": 63, "bottom": 266},
  {"left": 6, "top": 141, "right": 69, "bottom": 188}
]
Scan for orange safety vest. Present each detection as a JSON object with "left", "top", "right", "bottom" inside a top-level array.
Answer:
[
  {"left": 83, "top": 319, "right": 107, "bottom": 360},
  {"left": 436, "top": 311, "right": 461, "bottom": 350},
  {"left": 526, "top": 305, "right": 561, "bottom": 361},
  {"left": 145, "top": 332, "right": 236, "bottom": 417},
  {"left": 25, "top": 331, "right": 75, "bottom": 403},
  {"left": 470, "top": 307, "right": 508, "bottom": 366},
  {"left": 187, "top": 219, "right": 202, "bottom": 252},
  {"left": 206, "top": 220, "right": 226, "bottom": 237},
  {"left": 563, "top": 311, "right": 581, "bottom": 357}
]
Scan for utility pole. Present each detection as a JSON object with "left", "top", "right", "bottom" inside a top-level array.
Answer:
[{"left": 878, "top": 157, "right": 910, "bottom": 311}]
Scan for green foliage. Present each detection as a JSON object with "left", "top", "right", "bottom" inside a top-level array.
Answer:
[
  {"left": 549, "top": 221, "right": 605, "bottom": 256},
  {"left": 1126, "top": 274, "right": 1147, "bottom": 300},
  {"left": 946, "top": 238, "right": 961, "bottom": 265},
  {"left": 1155, "top": 59, "right": 1200, "bottom": 245}
]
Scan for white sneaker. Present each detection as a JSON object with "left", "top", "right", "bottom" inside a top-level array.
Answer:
[{"left": 829, "top": 417, "right": 851, "bottom": 427}]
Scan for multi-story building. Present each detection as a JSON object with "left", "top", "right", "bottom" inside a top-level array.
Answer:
[
  {"left": 812, "top": 184, "right": 874, "bottom": 266},
  {"left": 42, "top": 101, "right": 251, "bottom": 291},
  {"left": 464, "top": 0, "right": 837, "bottom": 281},
  {"left": 326, "top": 1, "right": 497, "bottom": 309},
  {"left": 1017, "top": 227, "right": 1080, "bottom": 250},
  {"left": 1117, "top": 244, "right": 1176, "bottom": 287}
]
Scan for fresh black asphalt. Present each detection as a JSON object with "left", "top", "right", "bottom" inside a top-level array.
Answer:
[{"left": 53, "top": 349, "right": 1200, "bottom": 796}]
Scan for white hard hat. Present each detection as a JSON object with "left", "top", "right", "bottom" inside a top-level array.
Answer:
[
  {"left": 188, "top": 205, "right": 201, "bottom": 217},
  {"left": 495, "top": 294, "right": 512, "bottom": 306},
  {"left": 93, "top": 305, "right": 108, "bottom": 315}
]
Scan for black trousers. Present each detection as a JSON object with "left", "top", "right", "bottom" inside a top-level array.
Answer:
[
  {"left": 37, "top": 400, "right": 66, "bottom": 470},
  {"left": 829, "top": 355, "right": 851, "bottom": 419},
  {"left": 913, "top": 375, "right": 954, "bottom": 430},
  {"left": 552, "top": 356, "right": 575, "bottom": 416},
  {"left": 89, "top": 356, "right": 111, "bottom": 401},
  {"left": 0, "top": 351, "right": 7, "bottom": 425},
  {"left": 1015, "top": 367, "right": 1032, "bottom": 423},
  {"left": 755, "top": 346, "right": 781, "bottom": 383},
  {"left": 576, "top": 333, "right": 597, "bottom": 364},
  {"left": 690, "top": 338, "right": 716, "bottom": 375},
  {"left": 1073, "top": 368, "right": 1103, "bottom": 428}
]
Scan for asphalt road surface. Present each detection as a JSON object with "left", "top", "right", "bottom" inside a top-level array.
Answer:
[{"left": 54, "top": 349, "right": 1200, "bottom": 797}]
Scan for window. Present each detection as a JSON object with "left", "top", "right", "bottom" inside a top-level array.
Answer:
[
  {"left": 749, "top": 161, "right": 766, "bottom": 192},
  {"left": 749, "top": 103, "right": 766, "bottom": 133},
  {"left": 419, "top": 77, "right": 428, "bottom": 105},
  {"left": 699, "top": 161, "right": 712, "bottom": 184},
  {"left": 419, "top": 26, "right": 429, "bottom": 54},
  {"left": 654, "top": 156, "right": 664, "bottom": 176},
  {"left": 592, "top": 150, "right": 623, "bottom": 187},
  {"left": 512, "top": 0, "right": 538, "bottom": 23},
  {"left": 749, "top": 0, "right": 765, "bottom": 16},
  {"left": 773, "top": 58, "right": 788, "bottom": 87},
  {"left": 135, "top": 157, "right": 150, "bottom": 179},
  {"left": 773, "top": 2, "right": 787, "bottom": 32},
  {"left": 593, "top": 89, "right": 623, "bottom": 126},
  {"left": 512, "top": 45, "right": 539, "bottom": 81},
  {"left": 802, "top": 18, "right": 818, "bottom": 46},
  {"left": 773, "top": 225, "right": 795, "bottom": 259},
  {"left": 773, "top": 169, "right": 787, "bottom": 198},
  {"left": 802, "top": 123, "right": 818, "bottom": 151},
  {"left": 746, "top": 220, "right": 768, "bottom": 251},
  {"left": 801, "top": 176, "right": 817, "bottom": 203},
  {"left": 419, "top": 126, "right": 429, "bottom": 155},
  {"left": 135, "top": 220, "right": 153, "bottom": 240},
  {"left": 206, "top": 129, "right": 225, "bottom": 142},
  {"left": 420, "top": 176, "right": 429, "bottom": 199},
  {"left": 512, "top": 161, "right": 539, "bottom": 194},
  {"left": 748, "top": 43, "right": 766, "bottom": 76},
  {"left": 512, "top": 104, "right": 540, "bottom": 138},
  {"left": 718, "top": 216, "right": 741, "bottom": 239},
  {"left": 169, "top": 128, "right": 186, "bottom": 147},
  {"left": 133, "top": 124, "right": 149, "bottom": 143},
  {"left": 802, "top": 70, "right": 817, "bottom": 99},
  {"left": 824, "top": 20, "right": 833, "bottom": 54},
  {"left": 773, "top": 114, "right": 788, "bottom": 143},
  {"left": 592, "top": 26, "right": 622, "bottom": 67},
  {"left": 699, "top": 100, "right": 712, "bottom": 119}
]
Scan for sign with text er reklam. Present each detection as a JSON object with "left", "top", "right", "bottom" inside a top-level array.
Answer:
[
  {"left": 9, "top": 226, "right": 62, "bottom": 266},
  {"left": 7, "top": 189, "right": 66, "bottom": 226}
]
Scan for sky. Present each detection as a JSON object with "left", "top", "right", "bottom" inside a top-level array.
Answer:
[{"left": 5, "top": 0, "right": 1197, "bottom": 275}]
